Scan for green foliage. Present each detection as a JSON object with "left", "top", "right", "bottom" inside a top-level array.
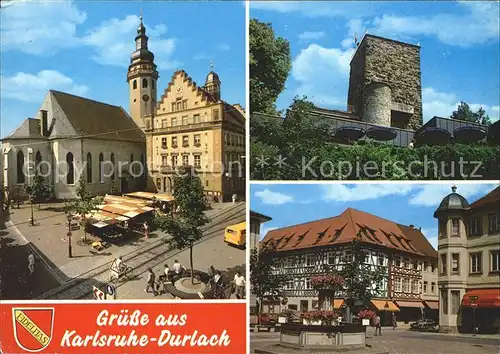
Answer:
[
  {"left": 326, "top": 239, "right": 386, "bottom": 306},
  {"left": 451, "top": 101, "right": 492, "bottom": 126},
  {"left": 66, "top": 176, "right": 103, "bottom": 240},
  {"left": 154, "top": 168, "right": 210, "bottom": 283},
  {"left": 250, "top": 19, "right": 291, "bottom": 114},
  {"left": 250, "top": 247, "right": 288, "bottom": 323},
  {"left": 251, "top": 140, "right": 500, "bottom": 180},
  {"left": 25, "top": 171, "right": 48, "bottom": 205}
]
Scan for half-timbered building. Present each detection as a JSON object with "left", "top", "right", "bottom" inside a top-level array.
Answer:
[{"left": 260, "top": 208, "right": 438, "bottom": 324}]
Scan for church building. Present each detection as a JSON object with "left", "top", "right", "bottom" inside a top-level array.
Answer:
[{"left": 1, "top": 90, "right": 145, "bottom": 200}]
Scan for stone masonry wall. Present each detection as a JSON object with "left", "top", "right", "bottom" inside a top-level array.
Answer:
[{"left": 348, "top": 35, "right": 423, "bottom": 131}]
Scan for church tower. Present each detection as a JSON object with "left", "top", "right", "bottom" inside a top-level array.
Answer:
[
  {"left": 204, "top": 61, "right": 221, "bottom": 101},
  {"left": 127, "top": 14, "right": 159, "bottom": 129}
]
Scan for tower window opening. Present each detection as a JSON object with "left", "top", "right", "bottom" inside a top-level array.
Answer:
[
  {"left": 133, "top": 80, "right": 137, "bottom": 90},
  {"left": 142, "top": 78, "right": 148, "bottom": 88}
]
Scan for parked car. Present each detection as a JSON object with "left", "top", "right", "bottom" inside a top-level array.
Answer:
[{"left": 410, "top": 319, "right": 440, "bottom": 332}]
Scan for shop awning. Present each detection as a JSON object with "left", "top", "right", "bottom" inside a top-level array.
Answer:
[
  {"left": 424, "top": 301, "right": 439, "bottom": 310},
  {"left": 462, "top": 289, "right": 500, "bottom": 307},
  {"left": 332, "top": 299, "right": 345, "bottom": 309},
  {"left": 370, "top": 300, "right": 400, "bottom": 312},
  {"left": 395, "top": 301, "right": 424, "bottom": 308}
]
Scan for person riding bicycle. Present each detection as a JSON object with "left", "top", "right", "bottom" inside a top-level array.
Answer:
[{"left": 110, "top": 256, "right": 125, "bottom": 279}]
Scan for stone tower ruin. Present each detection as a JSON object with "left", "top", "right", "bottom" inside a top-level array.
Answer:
[{"left": 347, "top": 34, "right": 423, "bottom": 131}]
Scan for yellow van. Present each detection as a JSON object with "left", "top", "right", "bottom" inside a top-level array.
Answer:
[{"left": 224, "top": 222, "right": 246, "bottom": 248}]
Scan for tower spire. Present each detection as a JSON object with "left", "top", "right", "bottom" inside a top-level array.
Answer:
[{"left": 210, "top": 59, "right": 215, "bottom": 72}]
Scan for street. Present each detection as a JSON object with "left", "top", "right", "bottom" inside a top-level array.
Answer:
[{"left": 251, "top": 329, "right": 500, "bottom": 354}]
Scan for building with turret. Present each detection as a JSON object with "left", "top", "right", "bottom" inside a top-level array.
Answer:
[
  {"left": 435, "top": 185, "right": 500, "bottom": 333},
  {"left": 127, "top": 18, "right": 246, "bottom": 201}
]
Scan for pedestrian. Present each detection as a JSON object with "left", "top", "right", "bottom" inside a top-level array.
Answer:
[
  {"left": 144, "top": 268, "right": 156, "bottom": 296},
  {"left": 143, "top": 221, "right": 149, "bottom": 239},
  {"left": 173, "top": 260, "right": 182, "bottom": 275},
  {"left": 392, "top": 312, "right": 397, "bottom": 330},
  {"left": 28, "top": 252, "right": 35, "bottom": 275},
  {"left": 233, "top": 271, "right": 246, "bottom": 299},
  {"left": 374, "top": 313, "right": 382, "bottom": 336},
  {"left": 232, "top": 194, "right": 237, "bottom": 204},
  {"left": 164, "top": 264, "right": 170, "bottom": 280}
]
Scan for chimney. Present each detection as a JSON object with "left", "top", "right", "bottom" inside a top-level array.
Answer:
[{"left": 41, "top": 110, "right": 48, "bottom": 136}]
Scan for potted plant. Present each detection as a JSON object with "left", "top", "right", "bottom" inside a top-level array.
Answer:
[
  {"left": 301, "top": 310, "right": 341, "bottom": 326},
  {"left": 357, "top": 309, "right": 376, "bottom": 326},
  {"left": 278, "top": 309, "right": 295, "bottom": 324}
]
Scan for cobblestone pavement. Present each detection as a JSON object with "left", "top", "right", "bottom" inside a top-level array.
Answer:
[
  {"left": 251, "top": 330, "right": 500, "bottom": 354},
  {"left": 0, "top": 211, "right": 59, "bottom": 299}
]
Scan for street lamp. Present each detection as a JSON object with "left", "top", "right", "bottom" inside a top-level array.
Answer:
[{"left": 66, "top": 213, "right": 73, "bottom": 258}]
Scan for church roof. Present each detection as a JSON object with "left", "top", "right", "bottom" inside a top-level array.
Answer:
[
  {"left": 2, "top": 118, "right": 45, "bottom": 140},
  {"left": 50, "top": 90, "right": 145, "bottom": 143},
  {"left": 260, "top": 208, "right": 429, "bottom": 257}
]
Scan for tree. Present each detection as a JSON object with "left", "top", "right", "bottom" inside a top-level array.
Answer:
[
  {"left": 25, "top": 171, "right": 46, "bottom": 225},
  {"left": 473, "top": 107, "right": 492, "bottom": 126},
  {"left": 250, "top": 19, "right": 291, "bottom": 115},
  {"left": 324, "top": 237, "right": 386, "bottom": 322},
  {"left": 451, "top": 101, "right": 492, "bottom": 125},
  {"left": 153, "top": 167, "right": 210, "bottom": 284},
  {"left": 250, "top": 247, "right": 287, "bottom": 326},
  {"left": 65, "top": 176, "right": 103, "bottom": 242}
]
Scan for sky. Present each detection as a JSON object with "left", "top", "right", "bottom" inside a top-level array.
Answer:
[
  {"left": 250, "top": 182, "right": 499, "bottom": 249},
  {"left": 0, "top": 0, "right": 246, "bottom": 137},
  {"left": 250, "top": 1, "right": 500, "bottom": 122}
]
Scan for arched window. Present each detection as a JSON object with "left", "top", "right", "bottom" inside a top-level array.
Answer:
[
  {"left": 16, "top": 151, "right": 25, "bottom": 184},
  {"left": 142, "top": 78, "right": 148, "bottom": 88},
  {"left": 35, "top": 151, "right": 42, "bottom": 174},
  {"left": 99, "top": 153, "right": 104, "bottom": 183},
  {"left": 133, "top": 80, "right": 137, "bottom": 90},
  {"left": 86, "top": 153, "right": 92, "bottom": 183},
  {"left": 66, "top": 152, "right": 74, "bottom": 185},
  {"left": 110, "top": 153, "right": 115, "bottom": 181}
]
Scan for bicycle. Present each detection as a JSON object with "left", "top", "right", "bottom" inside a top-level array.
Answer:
[{"left": 110, "top": 265, "right": 134, "bottom": 283}]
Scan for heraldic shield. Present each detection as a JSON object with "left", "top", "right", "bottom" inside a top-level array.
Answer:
[{"left": 12, "top": 307, "right": 54, "bottom": 352}]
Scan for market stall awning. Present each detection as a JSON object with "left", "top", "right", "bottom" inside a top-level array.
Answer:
[
  {"left": 462, "top": 289, "right": 500, "bottom": 307},
  {"left": 104, "top": 195, "right": 151, "bottom": 206},
  {"left": 370, "top": 300, "right": 400, "bottom": 312},
  {"left": 332, "top": 299, "right": 345, "bottom": 309},
  {"left": 395, "top": 301, "right": 424, "bottom": 308},
  {"left": 423, "top": 301, "right": 439, "bottom": 310},
  {"left": 125, "top": 191, "right": 175, "bottom": 202}
]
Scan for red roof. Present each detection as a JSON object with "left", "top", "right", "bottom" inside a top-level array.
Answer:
[
  {"left": 260, "top": 208, "right": 428, "bottom": 256},
  {"left": 470, "top": 185, "right": 500, "bottom": 210}
]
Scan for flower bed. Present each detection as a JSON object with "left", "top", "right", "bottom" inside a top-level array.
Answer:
[
  {"left": 357, "top": 309, "right": 376, "bottom": 320},
  {"left": 301, "top": 310, "right": 340, "bottom": 325},
  {"left": 311, "top": 275, "right": 344, "bottom": 291}
]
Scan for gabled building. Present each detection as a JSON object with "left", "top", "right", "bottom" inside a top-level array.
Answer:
[
  {"left": 260, "top": 208, "right": 438, "bottom": 324},
  {"left": 126, "top": 17, "right": 246, "bottom": 201}
]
